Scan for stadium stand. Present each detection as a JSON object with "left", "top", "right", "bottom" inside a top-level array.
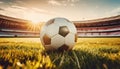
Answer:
[
  {"left": 74, "top": 15, "right": 120, "bottom": 37},
  {"left": 0, "top": 14, "right": 40, "bottom": 37},
  {"left": 0, "top": 14, "right": 120, "bottom": 37}
]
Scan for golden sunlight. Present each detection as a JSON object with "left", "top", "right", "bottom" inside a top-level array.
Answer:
[{"left": 24, "top": 11, "right": 42, "bottom": 24}]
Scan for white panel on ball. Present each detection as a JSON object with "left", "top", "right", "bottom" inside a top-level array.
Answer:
[
  {"left": 40, "top": 25, "right": 47, "bottom": 45},
  {"left": 40, "top": 25, "right": 47, "bottom": 38},
  {"left": 65, "top": 33, "right": 75, "bottom": 48},
  {"left": 54, "top": 18, "right": 69, "bottom": 26},
  {"left": 46, "top": 23, "right": 59, "bottom": 37},
  {"left": 51, "top": 34, "right": 65, "bottom": 49},
  {"left": 66, "top": 23, "right": 77, "bottom": 34}
]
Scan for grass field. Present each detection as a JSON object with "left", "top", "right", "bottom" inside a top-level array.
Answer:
[{"left": 0, "top": 38, "right": 120, "bottom": 69}]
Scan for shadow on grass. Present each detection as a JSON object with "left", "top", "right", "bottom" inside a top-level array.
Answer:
[{"left": 46, "top": 50, "right": 120, "bottom": 69}]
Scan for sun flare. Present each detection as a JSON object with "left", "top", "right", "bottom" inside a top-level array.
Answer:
[{"left": 24, "top": 11, "right": 42, "bottom": 24}]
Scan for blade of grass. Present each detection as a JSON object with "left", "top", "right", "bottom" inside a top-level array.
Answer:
[{"left": 72, "top": 51, "right": 81, "bottom": 69}]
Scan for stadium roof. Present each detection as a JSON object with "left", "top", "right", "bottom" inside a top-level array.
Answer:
[
  {"left": 73, "top": 15, "right": 120, "bottom": 24},
  {"left": 0, "top": 14, "right": 120, "bottom": 24},
  {"left": 0, "top": 14, "right": 30, "bottom": 23}
]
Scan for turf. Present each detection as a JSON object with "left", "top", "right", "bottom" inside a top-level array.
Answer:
[{"left": 0, "top": 38, "right": 120, "bottom": 69}]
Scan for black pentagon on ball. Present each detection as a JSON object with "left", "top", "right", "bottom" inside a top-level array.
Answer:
[
  {"left": 59, "top": 26, "right": 69, "bottom": 37},
  {"left": 43, "top": 34, "right": 51, "bottom": 45},
  {"left": 46, "top": 19, "right": 54, "bottom": 26},
  {"left": 58, "top": 44, "right": 69, "bottom": 51}
]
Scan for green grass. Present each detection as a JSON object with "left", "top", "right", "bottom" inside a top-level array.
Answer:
[{"left": 0, "top": 38, "right": 120, "bottom": 69}]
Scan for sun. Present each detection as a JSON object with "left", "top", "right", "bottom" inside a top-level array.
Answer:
[
  {"left": 29, "top": 18, "right": 40, "bottom": 24},
  {"left": 24, "top": 11, "right": 42, "bottom": 24}
]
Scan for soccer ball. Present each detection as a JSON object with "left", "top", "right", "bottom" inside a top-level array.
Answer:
[{"left": 40, "top": 18, "right": 77, "bottom": 51}]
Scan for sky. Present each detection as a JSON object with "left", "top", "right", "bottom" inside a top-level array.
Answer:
[{"left": 0, "top": 0, "right": 120, "bottom": 22}]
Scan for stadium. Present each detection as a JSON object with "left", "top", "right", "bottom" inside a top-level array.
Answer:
[
  {"left": 0, "top": 14, "right": 120, "bottom": 37},
  {"left": 0, "top": 14, "right": 120, "bottom": 69},
  {"left": 0, "top": 0, "right": 120, "bottom": 69}
]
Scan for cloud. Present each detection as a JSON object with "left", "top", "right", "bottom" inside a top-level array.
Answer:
[
  {"left": 0, "top": 4, "right": 58, "bottom": 21},
  {"left": 0, "top": 1, "right": 3, "bottom": 4},
  {"left": 32, "top": 8, "right": 47, "bottom": 13},
  {"left": 48, "top": 0, "right": 61, "bottom": 6},
  {"left": 105, "top": 7, "right": 120, "bottom": 17},
  {"left": 67, "top": 0, "right": 79, "bottom": 2},
  {"left": 110, "top": 7, "right": 120, "bottom": 15},
  {"left": 2, "top": 5, "right": 47, "bottom": 15},
  {"left": 11, "top": 5, "right": 27, "bottom": 10},
  {"left": 48, "top": 0, "right": 79, "bottom": 6},
  {"left": 0, "top": 8, "right": 5, "bottom": 11}
]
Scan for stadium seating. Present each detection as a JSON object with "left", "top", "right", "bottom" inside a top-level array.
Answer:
[{"left": 0, "top": 14, "right": 120, "bottom": 37}]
